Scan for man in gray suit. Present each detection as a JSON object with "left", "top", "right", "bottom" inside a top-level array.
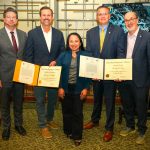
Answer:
[{"left": 0, "top": 7, "right": 27, "bottom": 140}]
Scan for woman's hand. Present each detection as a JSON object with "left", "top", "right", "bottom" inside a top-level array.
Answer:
[
  {"left": 80, "top": 89, "right": 88, "bottom": 100},
  {"left": 58, "top": 88, "right": 65, "bottom": 100}
]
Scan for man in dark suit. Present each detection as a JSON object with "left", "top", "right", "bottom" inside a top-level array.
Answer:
[
  {"left": 119, "top": 11, "right": 150, "bottom": 145},
  {"left": 24, "top": 6, "right": 65, "bottom": 139},
  {"left": 0, "top": 7, "right": 27, "bottom": 140},
  {"left": 84, "top": 6, "right": 125, "bottom": 142}
]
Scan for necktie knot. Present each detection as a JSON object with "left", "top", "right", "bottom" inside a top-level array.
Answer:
[{"left": 10, "top": 31, "right": 14, "bottom": 35}]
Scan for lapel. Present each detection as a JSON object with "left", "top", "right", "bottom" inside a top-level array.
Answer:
[
  {"left": 102, "top": 24, "right": 113, "bottom": 52},
  {"left": 16, "top": 29, "right": 22, "bottom": 53},
  {"left": 125, "top": 33, "right": 128, "bottom": 56},
  {"left": 50, "top": 27, "right": 55, "bottom": 54},
  {"left": 37, "top": 26, "right": 50, "bottom": 53},
  {"left": 132, "top": 29, "right": 143, "bottom": 58},
  {"left": 2, "top": 28, "right": 16, "bottom": 54},
  {"left": 95, "top": 26, "right": 100, "bottom": 51}
]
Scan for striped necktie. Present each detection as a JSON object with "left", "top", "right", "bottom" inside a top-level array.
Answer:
[{"left": 10, "top": 31, "right": 18, "bottom": 53}]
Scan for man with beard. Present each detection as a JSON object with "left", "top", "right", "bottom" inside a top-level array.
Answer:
[{"left": 119, "top": 11, "right": 150, "bottom": 145}]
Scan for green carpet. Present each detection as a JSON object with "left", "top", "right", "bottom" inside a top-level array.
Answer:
[{"left": 0, "top": 102, "right": 150, "bottom": 150}]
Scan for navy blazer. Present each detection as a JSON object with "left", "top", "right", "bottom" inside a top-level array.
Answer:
[
  {"left": 24, "top": 26, "right": 65, "bottom": 66},
  {"left": 86, "top": 24, "right": 125, "bottom": 59},
  {"left": 125, "top": 29, "right": 150, "bottom": 87},
  {"left": 57, "top": 50, "right": 91, "bottom": 94}
]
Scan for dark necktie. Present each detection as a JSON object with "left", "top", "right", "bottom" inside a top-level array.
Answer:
[{"left": 10, "top": 31, "right": 18, "bottom": 53}]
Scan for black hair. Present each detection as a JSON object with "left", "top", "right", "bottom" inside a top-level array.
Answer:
[
  {"left": 3, "top": 7, "right": 18, "bottom": 19},
  {"left": 66, "top": 32, "right": 85, "bottom": 51},
  {"left": 39, "top": 6, "right": 53, "bottom": 16}
]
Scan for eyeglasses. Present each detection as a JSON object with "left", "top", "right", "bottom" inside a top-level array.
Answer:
[
  {"left": 97, "top": 13, "right": 110, "bottom": 16},
  {"left": 124, "top": 17, "right": 137, "bottom": 23}
]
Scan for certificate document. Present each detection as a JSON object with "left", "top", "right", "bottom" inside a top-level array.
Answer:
[
  {"left": 38, "top": 66, "right": 61, "bottom": 88},
  {"left": 13, "top": 60, "right": 40, "bottom": 85},
  {"left": 13, "top": 60, "right": 61, "bottom": 87},
  {"left": 79, "top": 55, "right": 104, "bottom": 79},
  {"left": 104, "top": 59, "right": 132, "bottom": 80}
]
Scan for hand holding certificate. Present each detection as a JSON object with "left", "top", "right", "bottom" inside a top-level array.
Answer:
[{"left": 13, "top": 60, "right": 61, "bottom": 87}]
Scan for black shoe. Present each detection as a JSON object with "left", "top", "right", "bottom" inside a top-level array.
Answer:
[
  {"left": 74, "top": 140, "right": 81, "bottom": 146},
  {"left": 2, "top": 128, "right": 10, "bottom": 141},
  {"left": 66, "top": 134, "right": 73, "bottom": 139},
  {"left": 15, "top": 126, "right": 27, "bottom": 136}
]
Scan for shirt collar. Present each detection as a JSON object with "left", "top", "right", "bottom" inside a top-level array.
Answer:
[
  {"left": 41, "top": 25, "right": 52, "bottom": 33},
  {"left": 99, "top": 24, "right": 109, "bottom": 31},
  {"left": 128, "top": 27, "right": 139, "bottom": 38},
  {"left": 5, "top": 26, "right": 17, "bottom": 34}
]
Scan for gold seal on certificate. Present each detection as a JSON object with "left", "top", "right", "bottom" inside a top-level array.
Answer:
[
  {"left": 79, "top": 56, "right": 132, "bottom": 80},
  {"left": 104, "top": 59, "right": 132, "bottom": 80},
  {"left": 13, "top": 60, "right": 61, "bottom": 87}
]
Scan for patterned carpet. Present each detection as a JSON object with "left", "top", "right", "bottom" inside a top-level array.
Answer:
[{"left": 0, "top": 102, "right": 150, "bottom": 150}]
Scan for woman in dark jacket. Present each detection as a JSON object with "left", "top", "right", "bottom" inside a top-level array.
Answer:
[{"left": 57, "top": 32, "right": 91, "bottom": 146}]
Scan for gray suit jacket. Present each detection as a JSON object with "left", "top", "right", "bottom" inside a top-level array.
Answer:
[{"left": 0, "top": 27, "right": 27, "bottom": 87}]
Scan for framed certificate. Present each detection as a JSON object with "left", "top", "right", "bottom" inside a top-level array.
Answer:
[{"left": 13, "top": 60, "right": 61, "bottom": 87}]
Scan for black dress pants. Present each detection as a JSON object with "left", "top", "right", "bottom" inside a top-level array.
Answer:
[
  {"left": 61, "top": 85, "right": 83, "bottom": 140},
  {"left": 119, "top": 81, "right": 148, "bottom": 135},
  {"left": 1, "top": 82, "right": 24, "bottom": 128}
]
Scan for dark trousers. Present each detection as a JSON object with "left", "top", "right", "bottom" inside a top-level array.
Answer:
[
  {"left": 92, "top": 81, "right": 116, "bottom": 131},
  {"left": 34, "top": 87, "right": 57, "bottom": 128},
  {"left": 91, "top": 81, "right": 103, "bottom": 123},
  {"left": 61, "top": 85, "right": 83, "bottom": 140},
  {"left": 119, "top": 81, "right": 148, "bottom": 135},
  {"left": 1, "top": 83, "right": 24, "bottom": 128}
]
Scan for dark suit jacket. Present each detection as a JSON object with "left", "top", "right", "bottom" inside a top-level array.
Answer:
[
  {"left": 0, "top": 27, "right": 27, "bottom": 86},
  {"left": 86, "top": 24, "right": 125, "bottom": 59},
  {"left": 125, "top": 29, "right": 150, "bottom": 87},
  {"left": 24, "top": 26, "right": 65, "bottom": 66},
  {"left": 57, "top": 50, "right": 91, "bottom": 94}
]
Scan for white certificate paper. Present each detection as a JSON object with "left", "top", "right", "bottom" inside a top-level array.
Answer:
[
  {"left": 38, "top": 66, "right": 62, "bottom": 88},
  {"left": 79, "top": 55, "right": 104, "bottom": 79},
  {"left": 19, "top": 61, "right": 35, "bottom": 84},
  {"left": 104, "top": 59, "right": 132, "bottom": 80}
]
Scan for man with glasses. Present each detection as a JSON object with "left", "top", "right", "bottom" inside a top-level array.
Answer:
[
  {"left": 119, "top": 11, "right": 150, "bottom": 145},
  {"left": 84, "top": 6, "right": 125, "bottom": 142},
  {"left": 0, "top": 7, "right": 27, "bottom": 140}
]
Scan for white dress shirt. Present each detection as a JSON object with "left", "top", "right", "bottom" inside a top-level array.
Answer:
[
  {"left": 126, "top": 27, "right": 139, "bottom": 58},
  {"left": 5, "top": 26, "right": 19, "bottom": 48},
  {"left": 41, "top": 26, "right": 52, "bottom": 52}
]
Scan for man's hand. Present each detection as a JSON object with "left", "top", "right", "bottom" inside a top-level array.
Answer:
[
  {"left": 0, "top": 80, "right": 2, "bottom": 88},
  {"left": 49, "top": 61, "right": 56, "bottom": 66}
]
